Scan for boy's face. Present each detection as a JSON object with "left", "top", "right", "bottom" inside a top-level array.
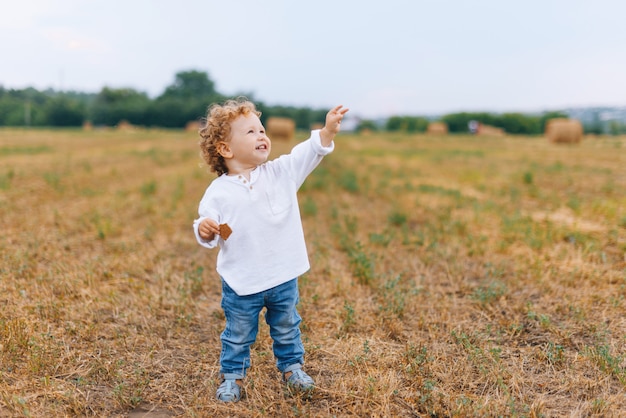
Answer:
[{"left": 221, "top": 113, "right": 271, "bottom": 170}]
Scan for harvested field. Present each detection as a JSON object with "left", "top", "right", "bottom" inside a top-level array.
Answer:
[{"left": 1, "top": 128, "right": 625, "bottom": 417}]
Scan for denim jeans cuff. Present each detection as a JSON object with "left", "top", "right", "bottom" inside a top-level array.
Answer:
[
  {"left": 222, "top": 372, "right": 244, "bottom": 380},
  {"left": 283, "top": 363, "right": 303, "bottom": 374}
]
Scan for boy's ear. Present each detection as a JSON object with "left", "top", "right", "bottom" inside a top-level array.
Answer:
[{"left": 217, "top": 142, "right": 233, "bottom": 158}]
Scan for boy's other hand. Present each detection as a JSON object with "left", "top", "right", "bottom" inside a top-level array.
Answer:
[{"left": 199, "top": 218, "right": 220, "bottom": 241}]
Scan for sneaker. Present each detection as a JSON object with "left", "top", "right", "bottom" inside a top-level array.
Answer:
[
  {"left": 284, "top": 368, "right": 315, "bottom": 392},
  {"left": 216, "top": 379, "right": 241, "bottom": 402}
]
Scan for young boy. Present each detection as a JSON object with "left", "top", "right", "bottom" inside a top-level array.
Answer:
[{"left": 193, "top": 98, "right": 348, "bottom": 402}]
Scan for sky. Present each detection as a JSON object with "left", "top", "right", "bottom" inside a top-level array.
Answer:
[{"left": 1, "top": 0, "right": 626, "bottom": 119}]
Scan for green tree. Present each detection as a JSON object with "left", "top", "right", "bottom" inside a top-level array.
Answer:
[
  {"left": 0, "top": 95, "right": 27, "bottom": 126},
  {"left": 154, "top": 70, "right": 224, "bottom": 127},
  {"left": 386, "top": 116, "right": 430, "bottom": 132},
  {"left": 407, "top": 117, "right": 429, "bottom": 133},
  {"left": 45, "top": 96, "right": 85, "bottom": 126},
  {"left": 90, "top": 87, "right": 151, "bottom": 126},
  {"left": 539, "top": 110, "right": 568, "bottom": 133},
  {"left": 386, "top": 116, "right": 404, "bottom": 131},
  {"left": 608, "top": 120, "right": 623, "bottom": 135},
  {"left": 356, "top": 119, "right": 378, "bottom": 132},
  {"left": 0, "top": 87, "right": 50, "bottom": 126},
  {"left": 442, "top": 112, "right": 497, "bottom": 133},
  {"left": 497, "top": 113, "right": 540, "bottom": 135},
  {"left": 160, "top": 70, "right": 217, "bottom": 100}
]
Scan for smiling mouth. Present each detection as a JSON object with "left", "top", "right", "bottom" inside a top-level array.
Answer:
[{"left": 256, "top": 144, "right": 268, "bottom": 150}]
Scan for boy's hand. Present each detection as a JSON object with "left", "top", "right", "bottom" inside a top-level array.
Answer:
[
  {"left": 198, "top": 218, "right": 220, "bottom": 241},
  {"left": 320, "top": 105, "right": 349, "bottom": 146}
]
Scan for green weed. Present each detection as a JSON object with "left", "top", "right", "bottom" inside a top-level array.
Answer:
[
  {"left": 379, "top": 274, "right": 407, "bottom": 317},
  {"left": 140, "top": 180, "right": 157, "bottom": 197},
  {"left": 472, "top": 281, "right": 506, "bottom": 306},
  {"left": 341, "top": 301, "right": 356, "bottom": 333},
  {"left": 404, "top": 344, "right": 432, "bottom": 376},
  {"left": 0, "top": 145, "right": 52, "bottom": 156},
  {"left": 0, "top": 168, "right": 14, "bottom": 189},
  {"left": 348, "top": 242, "right": 375, "bottom": 285},
  {"left": 388, "top": 210, "right": 407, "bottom": 227},
  {"left": 338, "top": 169, "right": 359, "bottom": 193},
  {"left": 43, "top": 171, "right": 63, "bottom": 191},
  {"left": 418, "top": 184, "right": 462, "bottom": 199},
  {"left": 522, "top": 171, "right": 533, "bottom": 185},
  {"left": 368, "top": 231, "right": 392, "bottom": 247},
  {"left": 586, "top": 344, "right": 626, "bottom": 385}
]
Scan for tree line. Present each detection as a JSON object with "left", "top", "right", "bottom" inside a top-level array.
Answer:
[
  {"left": 379, "top": 111, "right": 569, "bottom": 135},
  {"left": 0, "top": 70, "right": 329, "bottom": 130},
  {"left": 0, "top": 69, "right": 613, "bottom": 134}
]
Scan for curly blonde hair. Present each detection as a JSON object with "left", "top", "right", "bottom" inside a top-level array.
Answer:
[{"left": 199, "top": 97, "right": 261, "bottom": 176}]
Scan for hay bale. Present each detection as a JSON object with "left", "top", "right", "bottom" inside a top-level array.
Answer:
[
  {"left": 545, "top": 118, "right": 583, "bottom": 143},
  {"left": 116, "top": 120, "right": 134, "bottom": 131},
  {"left": 477, "top": 124, "right": 505, "bottom": 137},
  {"left": 310, "top": 123, "right": 324, "bottom": 131},
  {"left": 82, "top": 121, "right": 93, "bottom": 131},
  {"left": 185, "top": 120, "right": 203, "bottom": 132},
  {"left": 427, "top": 122, "right": 448, "bottom": 135},
  {"left": 266, "top": 117, "right": 295, "bottom": 141}
]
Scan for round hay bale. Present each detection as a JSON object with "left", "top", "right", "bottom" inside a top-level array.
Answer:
[
  {"left": 477, "top": 124, "right": 505, "bottom": 137},
  {"left": 185, "top": 120, "right": 203, "bottom": 132},
  {"left": 266, "top": 117, "right": 295, "bottom": 141},
  {"left": 427, "top": 122, "right": 448, "bottom": 135},
  {"left": 116, "top": 120, "right": 134, "bottom": 131},
  {"left": 545, "top": 118, "right": 583, "bottom": 143}
]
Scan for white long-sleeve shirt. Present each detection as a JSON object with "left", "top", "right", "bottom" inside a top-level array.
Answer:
[{"left": 193, "top": 130, "right": 334, "bottom": 296}]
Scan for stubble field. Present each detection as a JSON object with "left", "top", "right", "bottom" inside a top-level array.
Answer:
[{"left": 1, "top": 127, "right": 625, "bottom": 417}]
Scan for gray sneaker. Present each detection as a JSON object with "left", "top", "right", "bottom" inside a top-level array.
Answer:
[
  {"left": 216, "top": 379, "right": 241, "bottom": 402},
  {"left": 284, "top": 368, "right": 315, "bottom": 392}
]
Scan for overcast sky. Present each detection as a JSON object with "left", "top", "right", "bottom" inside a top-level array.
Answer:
[{"left": 2, "top": 0, "right": 625, "bottom": 118}]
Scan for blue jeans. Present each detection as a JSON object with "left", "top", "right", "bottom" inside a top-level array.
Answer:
[{"left": 219, "top": 278, "right": 305, "bottom": 380}]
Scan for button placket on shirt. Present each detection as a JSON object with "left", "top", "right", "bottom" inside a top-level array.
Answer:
[{"left": 238, "top": 175, "right": 254, "bottom": 191}]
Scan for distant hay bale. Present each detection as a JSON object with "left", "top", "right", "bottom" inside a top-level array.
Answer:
[
  {"left": 477, "top": 124, "right": 505, "bottom": 137},
  {"left": 185, "top": 120, "right": 203, "bottom": 132},
  {"left": 266, "top": 117, "right": 295, "bottom": 141},
  {"left": 427, "top": 122, "right": 448, "bottom": 135},
  {"left": 545, "top": 118, "right": 583, "bottom": 144},
  {"left": 310, "top": 123, "right": 324, "bottom": 131},
  {"left": 82, "top": 121, "right": 93, "bottom": 131},
  {"left": 116, "top": 120, "right": 135, "bottom": 131}
]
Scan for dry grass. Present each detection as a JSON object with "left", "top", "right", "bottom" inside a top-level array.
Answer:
[{"left": 1, "top": 127, "right": 625, "bottom": 417}]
